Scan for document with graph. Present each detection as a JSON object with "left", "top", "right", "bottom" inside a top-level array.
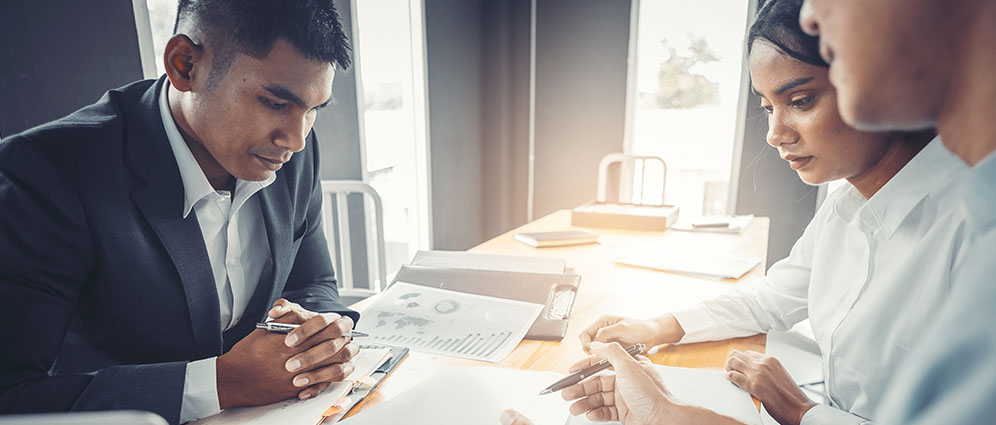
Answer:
[{"left": 355, "top": 281, "right": 543, "bottom": 362}]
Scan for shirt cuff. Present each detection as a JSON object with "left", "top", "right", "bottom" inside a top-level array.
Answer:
[
  {"left": 180, "top": 357, "right": 222, "bottom": 423},
  {"left": 800, "top": 403, "right": 872, "bottom": 425},
  {"left": 671, "top": 307, "right": 722, "bottom": 344}
]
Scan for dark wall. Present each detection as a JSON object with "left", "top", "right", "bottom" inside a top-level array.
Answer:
[
  {"left": 481, "top": 0, "right": 531, "bottom": 239},
  {"left": 424, "top": 0, "right": 488, "bottom": 249},
  {"left": 316, "top": 0, "right": 364, "bottom": 181},
  {"left": 532, "top": 0, "right": 631, "bottom": 217},
  {"left": 0, "top": 0, "right": 147, "bottom": 136},
  {"left": 425, "top": 0, "right": 632, "bottom": 249}
]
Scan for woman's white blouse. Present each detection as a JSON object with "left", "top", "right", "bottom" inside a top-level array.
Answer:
[{"left": 671, "top": 138, "right": 969, "bottom": 424}]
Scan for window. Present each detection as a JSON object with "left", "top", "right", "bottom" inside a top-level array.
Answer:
[
  {"left": 626, "top": 0, "right": 750, "bottom": 217},
  {"left": 144, "top": 0, "right": 178, "bottom": 76},
  {"left": 351, "top": 0, "right": 432, "bottom": 276}
]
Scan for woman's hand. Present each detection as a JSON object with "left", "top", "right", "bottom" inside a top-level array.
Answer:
[
  {"left": 578, "top": 315, "right": 684, "bottom": 353},
  {"left": 725, "top": 350, "right": 817, "bottom": 425}
]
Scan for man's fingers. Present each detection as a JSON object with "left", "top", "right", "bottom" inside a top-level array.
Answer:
[
  {"left": 292, "top": 361, "right": 355, "bottom": 388},
  {"left": 592, "top": 323, "right": 629, "bottom": 345},
  {"left": 499, "top": 409, "right": 535, "bottom": 425},
  {"left": 285, "top": 312, "right": 344, "bottom": 347},
  {"left": 301, "top": 316, "right": 355, "bottom": 348},
  {"left": 569, "top": 391, "right": 613, "bottom": 416},
  {"left": 297, "top": 382, "right": 330, "bottom": 400},
  {"left": 562, "top": 373, "right": 614, "bottom": 401},
  {"left": 286, "top": 339, "right": 357, "bottom": 372},
  {"left": 580, "top": 316, "right": 623, "bottom": 352},
  {"left": 268, "top": 298, "right": 294, "bottom": 319},
  {"left": 589, "top": 341, "right": 641, "bottom": 373},
  {"left": 586, "top": 406, "right": 619, "bottom": 422}
]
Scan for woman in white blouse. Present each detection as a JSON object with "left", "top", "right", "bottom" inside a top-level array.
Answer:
[{"left": 543, "top": 1, "right": 972, "bottom": 425}]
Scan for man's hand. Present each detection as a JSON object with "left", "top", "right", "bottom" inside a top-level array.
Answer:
[
  {"left": 578, "top": 315, "right": 683, "bottom": 354},
  {"left": 725, "top": 350, "right": 817, "bottom": 425},
  {"left": 562, "top": 342, "right": 674, "bottom": 425},
  {"left": 216, "top": 299, "right": 359, "bottom": 408}
]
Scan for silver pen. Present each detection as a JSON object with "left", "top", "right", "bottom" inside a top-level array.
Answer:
[
  {"left": 539, "top": 344, "right": 646, "bottom": 395},
  {"left": 255, "top": 322, "right": 369, "bottom": 338}
]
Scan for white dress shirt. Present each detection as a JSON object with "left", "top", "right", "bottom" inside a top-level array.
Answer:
[
  {"left": 875, "top": 150, "right": 996, "bottom": 425},
  {"left": 671, "top": 138, "right": 969, "bottom": 424},
  {"left": 158, "top": 81, "right": 276, "bottom": 423}
]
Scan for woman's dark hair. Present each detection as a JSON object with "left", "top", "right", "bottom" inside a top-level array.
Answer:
[{"left": 747, "top": 0, "right": 827, "bottom": 68}]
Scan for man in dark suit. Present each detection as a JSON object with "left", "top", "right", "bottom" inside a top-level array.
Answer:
[{"left": 0, "top": 1, "right": 362, "bottom": 423}]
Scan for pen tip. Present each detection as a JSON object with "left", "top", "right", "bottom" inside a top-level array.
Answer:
[{"left": 539, "top": 389, "right": 551, "bottom": 395}]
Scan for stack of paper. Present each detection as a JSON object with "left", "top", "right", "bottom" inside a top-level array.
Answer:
[{"left": 410, "top": 250, "right": 566, "bottom": 274}]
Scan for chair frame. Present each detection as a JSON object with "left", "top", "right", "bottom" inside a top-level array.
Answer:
[
  {"left": 596, "top": 153, "right": 668, "bottom": 205},
  {"left": 320, "top": 180, "right": 387, "bottom": 298}
]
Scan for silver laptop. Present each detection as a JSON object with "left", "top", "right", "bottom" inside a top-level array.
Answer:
[{"left": 0, "top": 410, "right": 167, "bottom": 425}]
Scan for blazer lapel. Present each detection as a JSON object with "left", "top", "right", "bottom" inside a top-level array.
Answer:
[
  {"left": 250, "top": 178, "right": 293, "bottom": 316},
  {"left": 125, "top": 77, "right": 223, "bottom": 357}
]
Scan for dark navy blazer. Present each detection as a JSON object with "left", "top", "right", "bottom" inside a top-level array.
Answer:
[{"left": 0, "top": 77, "right": 359, "bottom": 424}]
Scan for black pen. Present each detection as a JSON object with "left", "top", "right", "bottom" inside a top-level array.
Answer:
[
  {"left": 255, "top": 322, "right": 368, "bottom": 338},
  {"left": 539, "top": 343, "right": 646, "bottom": 395}
]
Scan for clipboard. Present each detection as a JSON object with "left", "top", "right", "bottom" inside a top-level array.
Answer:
[
  {"left": 319, "top": 344, "right": 410, "bottom": 424},
  {"left": 391, "top": 264, "right": 581, "bottom": 341}
]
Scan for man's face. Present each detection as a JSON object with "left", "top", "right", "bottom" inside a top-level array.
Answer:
[
  {"left": 185, "top": 38, "right": 335, "bottom": 182},
  {"left": 799, "top": 0, "right": 957, "bottom": 132}
]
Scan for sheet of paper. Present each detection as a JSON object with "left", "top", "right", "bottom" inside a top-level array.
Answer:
[
  {"left": 190, "top": 348, "right": 391, "bottom": 425},
  {"left": 568, "top": 365, "right": 762, "bottom": 425},
  {"left": 355, "top": 282, "right": 544, "bottom": 362},
  {"left": 615, "top": 253, "right": 761, "bottom": 279},
  {"left": 339, "top": 367, "right": 571, "bottom": 425},
  {"left": 411, "top": 250, "right": 566, "bottom": 275},
  {"left": 765, "top": 325, "right": 823, "bottom": 386}
]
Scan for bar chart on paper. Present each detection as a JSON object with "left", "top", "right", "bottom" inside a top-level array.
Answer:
[{"left": 356, "top": 282, "right": 544, "bottom": 362}]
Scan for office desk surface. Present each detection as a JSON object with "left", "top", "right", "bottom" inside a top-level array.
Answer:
[{"left": 345, "top": 209, "right": 769, "bottom": 417}]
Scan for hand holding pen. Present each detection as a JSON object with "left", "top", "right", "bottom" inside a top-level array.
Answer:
[
  {"left": 548, "top": 342, "right": 677, "bottom": 424},
  {"left": 540, "top": 343, "right": 646, "bottom": 394}
]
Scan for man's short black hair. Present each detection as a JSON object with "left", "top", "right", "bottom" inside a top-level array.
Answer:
[{"left": 174, "top": 0, "right": 351, "bottom": 85}]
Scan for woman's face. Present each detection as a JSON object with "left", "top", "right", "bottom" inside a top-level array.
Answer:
[{"left": 749, "top": 41, "right": 892, "bottom": 185}]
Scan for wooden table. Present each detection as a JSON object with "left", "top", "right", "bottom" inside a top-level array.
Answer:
[{"left": 346, "top": 209, "right": 769, "bottom": 417}]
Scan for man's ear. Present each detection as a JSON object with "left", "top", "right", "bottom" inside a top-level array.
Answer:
[{"left": 163, "top": 34, "right": 203, "bottom": 92}]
